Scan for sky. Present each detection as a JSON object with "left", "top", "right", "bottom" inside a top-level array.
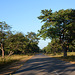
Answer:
[{"left": 0, "top": 0, "right": 75, "bottom": 49}]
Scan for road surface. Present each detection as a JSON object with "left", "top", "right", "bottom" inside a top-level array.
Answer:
[{"left": 13, "top": 54, "right": 75, "bottom": 75}]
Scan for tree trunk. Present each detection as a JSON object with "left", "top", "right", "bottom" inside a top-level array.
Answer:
[
  {"left": 62, "top": 33, "right": 67, "bottom": 57},
  {"left": 63, "top": 45, "right": 67, "bottom": 57},
  {"left": 64, "top": 47, "right": 67, "bottom": 57},
  {"left": 1, "top": 43, "right": 4, "bottom": 58}
]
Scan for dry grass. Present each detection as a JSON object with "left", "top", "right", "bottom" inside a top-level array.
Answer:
[
  {"left": 49, "top": 52, "right": 75, "bottom": 64},
  {"left": 67, "top": 52, "right": 75, "bottom": 56},
  {"left": 0, "top": 55, "right": 32, "bottom": 69},
  {"left": 0, "top": 55, "right": 33, "bottom": 74}
]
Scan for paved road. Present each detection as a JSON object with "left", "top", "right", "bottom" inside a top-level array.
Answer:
[{"left": 13, "top": 54, "right": 75, "bottom": 75}]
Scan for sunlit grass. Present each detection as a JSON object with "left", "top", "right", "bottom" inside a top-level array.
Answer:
[
  {"left": 0, "top": 55, "right": 31, "bottom": 69},
  {"left": 49, "top": 52, "right": 75, "bottom": 64},
  {"left": 67, "top": 52, "right": 75, "bottom": 56},
  {"left": 48, "top": 52, "right": 75, "bottom": 57}
]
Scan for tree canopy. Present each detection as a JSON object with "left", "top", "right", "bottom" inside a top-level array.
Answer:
[
  {"left": 38, "top": 9, "right": 75, "bottom": 56},
  {"left": 0, "top": 22, "right": 40, "bottom": 57}
]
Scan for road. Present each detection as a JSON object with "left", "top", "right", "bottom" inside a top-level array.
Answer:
[{"left": 13, "top": 54, "right": 75, "bottom": 75}]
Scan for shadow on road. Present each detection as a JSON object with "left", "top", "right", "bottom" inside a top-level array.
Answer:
[{"left": 13, "top": 54, "right": 75, "bottom": 75}]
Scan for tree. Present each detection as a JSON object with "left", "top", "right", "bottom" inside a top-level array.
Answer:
[
  {"left": 38, "top": 9, "right": 75, "bottom": 57},
  {"left": 5, "top": 32, "right": 40, "bottom": 54},
  {"left": 5, "top": 32, "right": 29, "bottom": 55},
  {"left": 26, "top": 32, "right": 39, "bottom": 44},
  {"left": 25, "top": 32, "right": 40, "bottom": 53},
  {"left": 0, "top": 21, "right": 11, "bottom": 58},
  {"left": 43, "top": 39, "right": 62, "bottom": 54}
]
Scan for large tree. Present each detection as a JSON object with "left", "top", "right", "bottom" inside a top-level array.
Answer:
[{"left": 37, "top": 9, "right": 75, "bottom": 57}]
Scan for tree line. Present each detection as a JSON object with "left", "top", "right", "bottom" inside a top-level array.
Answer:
[
  {"left": 0, "top": 22, "right": 40, "bottom": 58},
  {"left": 37, "top": 9, "right": 75, "bottom": 57},
  {"left": 0, "top": 8, "right": 75, "bottom": 58}
]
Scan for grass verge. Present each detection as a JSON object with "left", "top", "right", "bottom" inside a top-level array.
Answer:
[
  {"left": 0, "top": 55, "right": 32, "bottom": 72},
  {"left": 48, "top": 52, "right": 75, "bottom": 64}
]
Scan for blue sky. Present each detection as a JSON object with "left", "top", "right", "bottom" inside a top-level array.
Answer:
[{"left": 0, "top": 0, "right": 75, "bottom": 49}]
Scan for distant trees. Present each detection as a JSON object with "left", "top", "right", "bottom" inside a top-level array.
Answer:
[
  {"left": 38, "top": 9, "right": 75, "bottom": 56},
  {"left": 4, "top": 32, "right": 27, "bottom": 55},
  {"left": 25, "top": 32, "right": 40, "bottom": 53},
  {"left": 26, "top": 32, "right": 39, "bottom": 44},
  {"left": 0, "top": 22, "right": 40, "bottom": 57},
  {"left": 43, "top": 39, "right": 62, "bottom": 54},
  {"left": 4, "top": 32, "right": 40, "bottom": 55}
]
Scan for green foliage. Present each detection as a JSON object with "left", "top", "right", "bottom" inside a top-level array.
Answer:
[
  {"left": 4, "top": 32, "right": 40, "bottom": 55},
  {"left": 43, "top": 39, "right": 62, "bottom": 54},
  {"left": 4, "top": 33, "right": 27, "bottom": 53},
  {"left": 69, "top": 40, "right": 75, "bottom": 52},
  {"left": 26, "top": 32, "right": 40, "bottom": 44},
  {"left": 25, "top": 32, "right": 40, "bottom": 53},
  {"left": 38, "top": 9, "right": 75, "bottom": 41},
  {"left": 0, "top": 21, "right": 12, "bottom": 57},
  {"left": 0, "top": 21, "right": 12, "bottom": 43},
  {"left": 38, "top": 9, "right": 75, "bottom": 56},
  {"left": 0, "top": 22, "right": 40, "bottom": 56}
]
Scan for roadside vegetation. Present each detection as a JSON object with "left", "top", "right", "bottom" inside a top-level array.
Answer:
[
  {"left": 38, "top": 8, "right": 75, "bottom": 57},
  {"left": 0, "top": 55, "right": 32, "bottom": 69},
  {"left": 37, "top": 8, "right": 75, "bottom": 63},
  {"left": 46, "top": 52, "right": 75, "bottom": 64}
]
